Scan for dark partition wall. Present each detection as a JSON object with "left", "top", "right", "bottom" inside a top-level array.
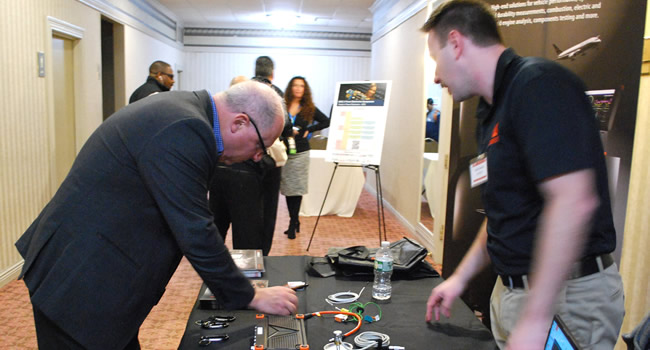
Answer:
[{"left": 488, "top": 0, "right": 647, "bottom": 262}]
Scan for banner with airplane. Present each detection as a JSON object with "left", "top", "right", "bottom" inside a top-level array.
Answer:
[{"left": 485, "top": 0, "right": 646, "bottom": 261}]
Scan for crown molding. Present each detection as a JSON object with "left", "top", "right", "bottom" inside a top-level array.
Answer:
[
  {"left": 77, "top": 0, "right": 183, "bottom": 47},
  {"left": 184, "top": 28, "right": 371, "bottom": 42},
  {"left": 371, "top": 0, "right": 440, "bottom": 43}
]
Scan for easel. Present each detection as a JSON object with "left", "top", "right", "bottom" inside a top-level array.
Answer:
[{"left": 306, "top": 162, "right": 387, "bottom": 251}]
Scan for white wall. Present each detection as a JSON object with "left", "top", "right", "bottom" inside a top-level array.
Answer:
[
  {"left": 1, "top": 0, "right": 105, "bottom": 286},
  {"left": 123, "top": 26, "right": 184, "bottom": 99},
  {"left": 182, "top": 49, "right": 371, "bottom": 118},
  {"left": 0, "top": 0, "right": 184, "bottom": 287},
  {"left": 368, "top": 7, "right": 429, "bottom": 237}
]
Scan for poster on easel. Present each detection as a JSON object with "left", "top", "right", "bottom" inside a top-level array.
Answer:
[{"left": 325, "top": 81, "right": 392, "bottom": 165}]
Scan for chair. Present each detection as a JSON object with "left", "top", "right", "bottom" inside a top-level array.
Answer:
[
  {"left": 309, "top": 135, "right": 328, "bottom": 150},
  {"left": 424, "top": 138, "right": 438, "bottom": 153}
]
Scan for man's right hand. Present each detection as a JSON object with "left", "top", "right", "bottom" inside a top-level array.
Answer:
[
  {"left": 248, "top": 286, "right": 298, "bottom": 316},
  {"left": 425, "top": 275, "right": 466, "bottom": 322}
]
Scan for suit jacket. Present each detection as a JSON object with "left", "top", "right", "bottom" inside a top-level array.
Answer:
[
  {"left": 128, "top": 76, "right": 169, "bottom": 104},
  {"left": 15, "top": 90, "right": 254, "bottom": 349}
]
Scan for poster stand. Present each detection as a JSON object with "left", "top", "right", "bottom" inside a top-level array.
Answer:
[{"left": 306, "top": 163, "right": 386, "bottom": 251}]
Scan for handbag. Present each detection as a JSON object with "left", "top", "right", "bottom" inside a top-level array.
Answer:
[
  {"left": 267, "top": 138, "right": 288, "bottom": 167},
  {"left": 309, "top": 237, "right": 439, "bottom": 280}
]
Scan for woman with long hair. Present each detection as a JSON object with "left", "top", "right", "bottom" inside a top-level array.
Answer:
[{"left": 281, "top": 76, "right": 330, "bottom": 239}]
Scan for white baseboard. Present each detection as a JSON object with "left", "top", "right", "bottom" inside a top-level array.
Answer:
[
  {"left": 363, "top": 183, "right": 434, "bottom": 252},
  {"left": 0, "top": 260, "right": 24, "bottom": 288},
  {"left": 414, "top": 223, "right": 436, "bottom": 255}
]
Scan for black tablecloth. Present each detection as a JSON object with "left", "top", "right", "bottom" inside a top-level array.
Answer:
[{"left": 179, "top": 256, "right": 496, "bottom": 349}]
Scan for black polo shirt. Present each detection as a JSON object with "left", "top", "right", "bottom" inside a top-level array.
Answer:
[{"left": 476, "top": 48, "right": 616, "bottom": 276}]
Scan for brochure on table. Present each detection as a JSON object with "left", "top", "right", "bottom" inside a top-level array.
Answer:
[{"left": 325, "top": 81, "right": 392, "bottom": 166}]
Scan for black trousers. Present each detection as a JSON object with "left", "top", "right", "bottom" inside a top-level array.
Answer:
[
  {"left": 32, "top": 306, "right": 140, "bottom": 349},
  {"left": 209, "top": 162, "right": 280, "bottom": 255},
  {"left": 260, "top": 167, "right": 282, "bottom": 253}
]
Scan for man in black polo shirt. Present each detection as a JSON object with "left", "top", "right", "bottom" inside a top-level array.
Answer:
[{"left": 421, "top": 1, "right": 624, "bottom": 349}]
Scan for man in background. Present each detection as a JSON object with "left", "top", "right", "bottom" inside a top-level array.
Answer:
[
  {"left": 16, "top": 81, "right": 298, "bottom": 349},
  {"left": 210, "top": 56, "right": 291, "bottom": 255},
  {"left": 421, "top": 1, "right": 624, "bottom": 349},
  {"left": 254, "top": 56, "right": 284, "bottom": 97},
  {"left": 425, "top": 97, "right": 441, "bottom": 142},
  {"left": 129, "top": 60, "right": 175, "bottom": 103},
  {"left": 230, "top": 75, "right": 248, "bottom": 86}
]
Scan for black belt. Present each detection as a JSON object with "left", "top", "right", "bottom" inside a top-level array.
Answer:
[{"left": 500, "top": 254, "right": 614, "bottom": 289}]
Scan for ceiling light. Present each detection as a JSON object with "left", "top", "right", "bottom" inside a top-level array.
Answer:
[{"left": 266, "top": 12, "right": 300, "bottom": 28}]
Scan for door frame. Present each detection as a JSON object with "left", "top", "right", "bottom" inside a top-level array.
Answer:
[{"left": 45, "top": 17, "right": 84, "bottom": 193}]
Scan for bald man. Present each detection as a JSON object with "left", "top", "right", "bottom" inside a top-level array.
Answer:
[{"left": 16, "top": 81, "right": 298, "bottom": 349}]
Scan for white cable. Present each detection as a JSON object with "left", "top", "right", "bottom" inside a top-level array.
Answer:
[
  {"left": 326, "top": 285, "right": 366, "bottom": 304},
  {"left": 353, "top": 331, "right": 390, "bottom": 349},
  {"left": 326, "top": 291, "right": 360, "bottom": 304}
]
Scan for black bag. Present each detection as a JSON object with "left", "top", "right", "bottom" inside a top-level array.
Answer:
[{"left": 308, "top": 237, "right": 439, "bottom": 280}]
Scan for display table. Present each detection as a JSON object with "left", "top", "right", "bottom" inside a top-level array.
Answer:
[
  {"left": 299, "top": 150, "right": 365, "bottom": 217},
  {"left": 178, "top": 256, "right": 496, "bottom": 349}
]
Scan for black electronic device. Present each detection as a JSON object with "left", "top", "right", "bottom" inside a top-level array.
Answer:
[
  {"left": 252, "top": 314, "right": 309, "bottom": 350},
  {"left": 544, "top": 315, "right": 582, "bottom": 350}
]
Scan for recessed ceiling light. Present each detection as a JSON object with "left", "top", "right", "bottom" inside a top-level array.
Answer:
[{"left": 266, "top": 12, "right": 300, "bottom": 28}]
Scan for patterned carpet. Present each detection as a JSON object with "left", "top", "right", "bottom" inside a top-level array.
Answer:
[{"left": 0, "top": 188, "right": 440, "bottom": 349}]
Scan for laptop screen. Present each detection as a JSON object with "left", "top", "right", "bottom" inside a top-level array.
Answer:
[{"left": 545, "top": 315, "right": 581, "bottom": 350}]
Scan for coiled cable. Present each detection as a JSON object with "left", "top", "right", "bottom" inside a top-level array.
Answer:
[
  {"left": 353, "top": 331, "right": 390, "bottom": 349},
  {"left": 326, "top": 287, "right": 365, "bottom": 304}
]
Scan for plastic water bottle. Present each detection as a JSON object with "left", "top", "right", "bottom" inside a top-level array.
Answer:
[
  {"left": 287, "top": 137, "right": 297, "bottom": 154},
  {"left": 372, "top": 241, "right": 393, "bottom": 300}
]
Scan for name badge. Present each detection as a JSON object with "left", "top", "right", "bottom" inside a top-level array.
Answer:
[{"left": 469, "top": 153, "right": 488, "bottom": 188}]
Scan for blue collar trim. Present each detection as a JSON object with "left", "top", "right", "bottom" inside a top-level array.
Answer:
[{"left": 208, "top": 92, "right": 224, "bottom": 156}]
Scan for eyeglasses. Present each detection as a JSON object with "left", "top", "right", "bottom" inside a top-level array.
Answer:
[
  {"left": 160, "top": 72, "right": 174, "bottom": 80},
  {"left": 244, "top": 113, "right": 267, "bottom": 155}
]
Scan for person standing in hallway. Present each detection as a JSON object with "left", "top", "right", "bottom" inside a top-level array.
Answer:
[
  {"left": 209, "top": 57, "right": 291, "bottom": 255},
  {"left": 421, "top": 1, "right": 624, "bottom": 349},
  {"left": 425, "top": 97, "right": 441, "bottom": 142},
  {"left": 253, "top": 56, "right": 285, "bottom": 98},
  {"left": 129, "top": 60, "right": 175, "bottom": 103},
  {"left": 16, "top": 81, "right": 298, "bottom": 350},
  {"left": 252, "top": 56, "right": 294, "bottom": 253},
  {"left": 281, "top": 76, "right": 330, "bottom": 239}
]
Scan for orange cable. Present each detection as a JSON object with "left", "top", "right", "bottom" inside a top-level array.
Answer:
[{"left": 309, "top": 311, "right": 362, "bottom": 337}]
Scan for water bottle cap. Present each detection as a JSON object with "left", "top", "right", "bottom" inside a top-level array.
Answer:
[{"left": 381, "top": 241, "right": 390, "bottom": 247}]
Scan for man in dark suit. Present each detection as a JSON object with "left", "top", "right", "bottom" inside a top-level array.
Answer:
[
  {"left": 15, "top": 81, "right": 298, "bottom": 349},
  {"left": 129, "top": 60, "right": 175, "bottom": 104},
  {"left": 209, "top": 56, "right": 291, "bottom": 255}
]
